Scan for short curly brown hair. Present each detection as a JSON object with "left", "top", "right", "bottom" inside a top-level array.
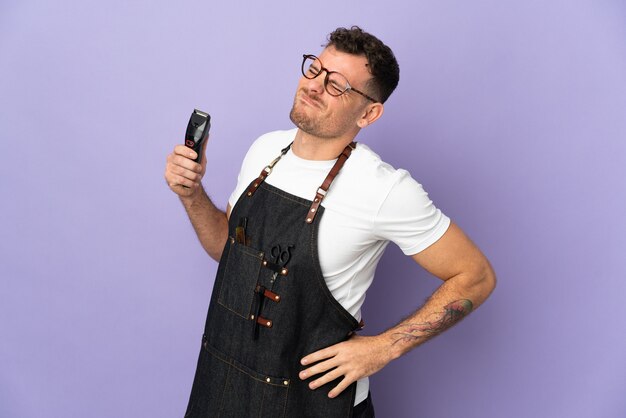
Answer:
[{"left": 325, "top": 26, "right": 400, "bottom": 103}]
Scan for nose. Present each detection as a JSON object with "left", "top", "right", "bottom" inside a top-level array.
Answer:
[{"left": 303, "top": 72, "right": 326, "bottom": 96}]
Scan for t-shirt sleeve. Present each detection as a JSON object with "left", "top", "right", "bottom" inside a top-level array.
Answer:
[
  {"left": 228, "top": 166, "right": 247, "bottom": 210},
  {"left": 373, "top": 170, "right": 450, "bottom": 255},
  {"left": 228, "top": 142, "right": 259, "bottom": 209}
]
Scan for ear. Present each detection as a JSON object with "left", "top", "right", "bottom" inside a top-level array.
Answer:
[{"left": 356, "top": 103, "right": 384, "bottom": 128}]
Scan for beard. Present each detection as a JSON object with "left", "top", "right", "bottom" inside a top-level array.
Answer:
[
  {"left": 289, "top": 89, "right": 359, "bottom": 139},
  {"left": 289, "top": 92, "right": 332, "bottom": 138}
]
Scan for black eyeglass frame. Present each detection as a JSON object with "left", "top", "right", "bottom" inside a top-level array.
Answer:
[{"left": 301, "top": 54, "right": 380, "bottom": 103}]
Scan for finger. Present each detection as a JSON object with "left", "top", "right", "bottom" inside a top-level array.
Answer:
[
  {"left": 308, "top": 367, "right": 344, "bottom": 390},
  {"left": 328, "top": 376, "right": 354, "bottom": 399},
  {"left": 299, "top": 357, "right": 339, "bottom": 380},
  {"left": 167, "top": 173, "right": 197, "bottom": 189},
  {"left": 167, "top": 163, "right": 201, "bottom": 182},
  {"left": 174, "top": 144, "right": 199, "bottom": 160},
  {"left": 165, "top": 166, "right": 199, "bottom": 186},
  {"left": 301, "top": 345, "right": 339, "bottom": 366},
  {"left": 169, "top": 153, "right": 202, "bottom": 173}
]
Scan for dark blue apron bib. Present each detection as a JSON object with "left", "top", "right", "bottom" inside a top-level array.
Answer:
[{"left": 184, "top": 143, "right": 362, "bottom": 418}]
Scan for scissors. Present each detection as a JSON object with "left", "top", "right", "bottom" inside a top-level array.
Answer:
[
  {"left": 271, "top": 244, "right": 292, "bottom": 266},
  {"left": 269, "top": 244, "right": 293, "bottom": 283}
]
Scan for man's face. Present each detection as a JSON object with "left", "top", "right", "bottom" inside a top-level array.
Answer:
[{"left": 289, "top": 46, "right": 374, "bottom": 139}]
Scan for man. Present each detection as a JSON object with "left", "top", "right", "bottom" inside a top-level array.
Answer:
[{"left": 165, "top": 26, "right": 496, "bottom": 418}]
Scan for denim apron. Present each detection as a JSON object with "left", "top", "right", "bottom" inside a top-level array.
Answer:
[{"left": 184, "top": 142, "right": 362, "bottom": 418}]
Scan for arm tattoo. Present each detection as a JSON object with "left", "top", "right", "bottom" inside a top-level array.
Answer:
[{"left": 391, "top": 299, "right": 474, "bottom": 346}]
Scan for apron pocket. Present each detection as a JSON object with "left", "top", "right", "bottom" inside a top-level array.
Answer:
[
  {"left": 218, "top": 239, "right": 263, "bottom": 319},
  {"left": 220, "top": 356, "right": 290, "bottom": 417},
  {"left": 200, "top": 340, "right": 290, "bottom": 418}
]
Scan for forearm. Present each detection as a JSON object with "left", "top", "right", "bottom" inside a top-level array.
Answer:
[
  {"left": 179, "top": 186, "right": 229, "bottom": 262},
  {"left": 298, "top": 224, "right": 496, "bottom": 397},
  {"left": 380, "top": 267, "right": 496, "bottom": 361}
]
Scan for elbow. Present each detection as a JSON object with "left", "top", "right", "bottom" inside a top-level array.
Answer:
[
  {"left": 458, "top": 258, "right": 496, "bottom": 308},
  {"left": 207, "top": 235, "right": 228, "bottom": 262},
  {"left": 207, "top": 247, "right": 223, "bottom": 263},
  {"left": 484, "top": 262, "right": 497, "bottom": 296},
  {"left": 205, "top": 229, "right": 229, "bottom": 262},
  {"left": 474, "top": 259, "right": 497, "bottom": 303}
]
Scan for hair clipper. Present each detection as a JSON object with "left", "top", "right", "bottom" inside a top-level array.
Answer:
[{"left": 184, "top": 109, "right": 211, "bottom": 163}]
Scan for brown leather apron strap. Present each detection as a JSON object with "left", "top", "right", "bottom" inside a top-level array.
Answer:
[
  {"left": 246, "top": 140, "right": 357, "bottom": 224},
  {"left": 305, "top": 142, "right": 356, "bottom": 224},
  {"left": 246, "top": 143, "right": 292, "bottom": 197}
]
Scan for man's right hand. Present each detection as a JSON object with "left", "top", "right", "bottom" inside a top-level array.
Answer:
[{"left": 164, "top": 140, "right": 208, "bottom": 198}]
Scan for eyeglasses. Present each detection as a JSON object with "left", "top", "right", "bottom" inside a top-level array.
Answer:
[{"left": 300, "top": 54, "right": 379, "bottom": 103}]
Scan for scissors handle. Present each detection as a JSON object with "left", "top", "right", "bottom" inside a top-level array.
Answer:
[{"left": 270, "top": 244, "right": 293, "bottom": 266}]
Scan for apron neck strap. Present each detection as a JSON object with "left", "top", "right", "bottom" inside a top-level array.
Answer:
[
  {"left": 305, "top": 142, "right": 356, "bottom": 224},
  {"left": 246, "top": 141, "right": 357, "bottom": 224},
  {"left": 245, "top": 142, "right": 293, "bottom": 198}
]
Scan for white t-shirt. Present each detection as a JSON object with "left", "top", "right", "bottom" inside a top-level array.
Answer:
[{"left": 228, "top": 128, "right": 450, "bottom": 405}]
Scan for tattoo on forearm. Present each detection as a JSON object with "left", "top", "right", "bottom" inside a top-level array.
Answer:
[{"left": 391, "top": 299, "right": 474, "bottom": 346}]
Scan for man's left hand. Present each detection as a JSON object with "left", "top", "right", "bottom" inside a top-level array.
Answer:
[{"left": 299, "top": 334, "right": 392, "bottom": 398}]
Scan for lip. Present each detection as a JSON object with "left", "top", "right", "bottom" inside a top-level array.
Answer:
[{"left": 300, "top": 93, "right": 322, "bottom": 109}]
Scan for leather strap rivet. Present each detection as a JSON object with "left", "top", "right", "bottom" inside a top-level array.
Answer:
[
  {"left": 254, "top": 183, "right": 259, "bottom": 188},
  {"left": 250, "top": 314, "right": 255, "bottom": 320},
  {"left": 266, "top": 321, "right": 272, "bottom": 326},
  {"left": 314, "top": 198, "right": 319, "bottom": 203},
  {"left": 275, "top": 296, "right": 280, "bottom": 301},
  {"left": 306, "top": 218, "right": 312, "bottom": 223},
  {"left": 263, "top": 260, "right": 267, "bottom": 266},
  {"left": 310, "top": 208, "right": 316, "bottom": 213},
  {"left": 281, "top": 268, "right": 287, "bottom": 275},
  {"left": 247, "top": 192, "right": 252, "bottom": 196},
  {"left": 266, "top": 377, "right": 271, "bottom": 383}
]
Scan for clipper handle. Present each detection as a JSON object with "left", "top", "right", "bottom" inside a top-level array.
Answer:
[{"left": 184, "top": 109, "right": 211, "bottom": 163}]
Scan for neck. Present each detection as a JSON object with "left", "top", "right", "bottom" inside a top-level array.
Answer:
[{"left": 292, "top": 129, "right": 358, "bottom": 160}]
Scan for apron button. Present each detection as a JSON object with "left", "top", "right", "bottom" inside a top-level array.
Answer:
[
  {"left": 283, "top": 380, "right": 289, "bottom": 386},
  {"left": 266, "top": 377, "right": 271, "bottom": 383}
]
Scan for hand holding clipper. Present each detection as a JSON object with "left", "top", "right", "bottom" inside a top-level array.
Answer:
[
  {"left": 184, "top": 109, "right": 211, "bottom": 163},
  {"left": 164, "top": 109, "right": 211, "bottom": 196}
]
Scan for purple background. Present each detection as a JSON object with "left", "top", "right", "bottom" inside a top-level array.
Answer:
[{"left": 2, "top": 1, "right": 625, "bottom": 417}]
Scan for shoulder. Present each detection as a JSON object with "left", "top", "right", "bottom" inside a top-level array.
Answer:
[
  {"left": 339, "top": 143, "right": 413, "bottom": 194},
  {"left": 326, "top": 143, "right": 417, "bottom": 217},
  {"left": 340, "top": 144, "right": 450, "bottom": 252}
]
